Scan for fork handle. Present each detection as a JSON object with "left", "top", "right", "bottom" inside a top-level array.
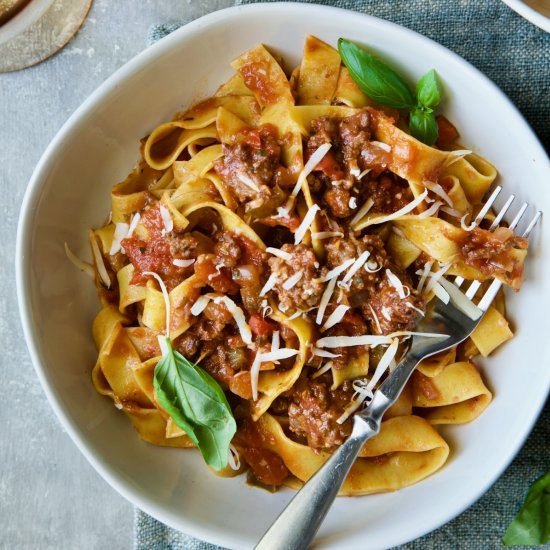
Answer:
[{"left": 255, "top": 415, "right": 379, "bottom": 550}]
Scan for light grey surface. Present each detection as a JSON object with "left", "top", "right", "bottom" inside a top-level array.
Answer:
[{"left": 0, "top": 1, "right": 233, "bottom": 549}]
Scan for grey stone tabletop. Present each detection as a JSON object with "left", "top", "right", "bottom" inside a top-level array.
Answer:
[
  {"left": 2, "top": 1, "right": 549, "bottom": 549},
  {"left": 0, "top": 1, "right": 232, "bottom": 549}
]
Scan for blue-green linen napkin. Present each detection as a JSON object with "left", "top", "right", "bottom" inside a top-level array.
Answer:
[{"left": 137, "top": 1, "right": 550, "bottom": 548}]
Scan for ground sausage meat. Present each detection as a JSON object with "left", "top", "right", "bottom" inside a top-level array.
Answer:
[
  {"left": 213, "top": 124, "right": 292, "bottom": 215},
  {"left": 213, "top": 231, "right": 242, "bottom": 269},
  {"left": 325, "top": 234, "right": 425, "bottom": 334},
  {"left": 306, "top": 110, "right": 392, "bottom": 179},
  {"left": 325, "top": 234, "right": 389, "bottom": 295},
  {"left": 454, "top": 227, "right": 528, "bottom": 289},
  {"left": 339, "top": 110, "right": 372, "bottom": 171},
  {"left": 288, "top": 374, "right": 353, "bottom": 450},
  {"left": 361, "top": 267, "right": 426, "bottom": 335},
  {"left": 365, "top": 172, "right": 414, "bottom": 214},
  {"left": 268, "top": 244, "right": 326, "bottom": 313},
  {"left": 323, "top": 184, "right": 353, "bottom": 219}
]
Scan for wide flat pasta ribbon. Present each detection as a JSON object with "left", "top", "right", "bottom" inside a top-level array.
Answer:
[
  {"left": 296, "top": 35, "right": 341, "bottom": 106},
  {"left": 412, "top": 361, "right": 492, "bottom": 424},
  {"left": 257, "top": 413, "right": 449, "bottom": 495},
  {"left": 251, "top": 309, "right": 313, "bottom": 420}
]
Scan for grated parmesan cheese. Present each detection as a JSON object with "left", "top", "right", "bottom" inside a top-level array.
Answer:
[
  {"left": 237, "top": 172, "right": 260, "bottom": 192},
  {"left": 423, "top": 262, "right": 451, "bottom": 295},
  {"left": 89, "top": 231, "right": 111, "bottom": 289},
  {"left": 159, "top": 204, "right": 173, "bottom": 234},
  {"left": 311, "top": 360, "right": 334, "bottom": 379},
  {"left": 316, "top": 334, "right": 393, "bottom": 348},
  {"left": 294, "top": 204, "right": 321, "bottom": 245},
  {"left": 311, "top": 347, "right": 342, "bottom": 359},
  {"left": 350, "top": 197, "right": 374, "bottom": 226},
  {"left": 385, "top": 269, "right": 409, "bottom": 299},
  {"left": 321, "top": 304, "right": 350, "bottom": 331},
  {"left": 423, "top": 181, "right": 453, "bottom": 207},
  {"left": 356, "top": 190, "right": 429, "bottom": 229},
  {"left": 316, "top": 277, "right": 337, "bottom": 325},
  {"left": 109, "top": 222, "right": 129, "bottom": 255},
  {"left": 416, "top": 261, "right": 434, "bottom": 293},
  {"left": 282, "top": 270, "right": 303, "bottom": 290},
  {"left": 173, "top": 258, "right": 195, "bottom": 268},
  {"left": 321, "top": 258, "right": 355, "bottom": 282},
  {"left": 259, "top": 273, "right": 278, "bottom": 297},
  {"left": 190, "top": 294, "right": 213, "bottom": 316},
  {"left": 143, "top": 271, "right": 171, "bottom": 340},
  {"left": 227, "top": 444, "right": 240, "bottom": 471},
  {"left": 341, "top": 250, "right": 371, "bottom": 286},
  {"left": 216, "top": 296, "right": 252, "bottom": 345},
  {"left": 291, "top": 143, "right": 332, "bottom": 198},
  {"left": 266, "top": 247, "right": 293, "bottom": 262},
  {"left": 64, "top": 242, "right": 94, "bottom": 277},
  {"left": 417, "top": 200, "right": 442, "bottom": 219},
  {"left": 367, "top": 303, "right": 382, "bottom": 334},
  {"left": 460, "top": 214, "right": 476, "bottom": 231},
  {"left": 127, "top": 212, "right": 141, "bottom": 238},
  {"left": 357, "top": 168, "right": 371, "bottom": 180},
  {"left": 371, "top": 140, "right": 392, "bottom": 153}
]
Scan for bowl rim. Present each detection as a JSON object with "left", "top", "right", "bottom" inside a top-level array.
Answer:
[
  {"left": 500, "top": 0, "right": 550, "bottom": 33},
  {"left": 15, "top": 2, "right": 550, "bottom": 548}
]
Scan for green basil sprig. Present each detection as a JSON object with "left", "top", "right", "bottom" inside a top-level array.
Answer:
[
  {"left": 502, "top": 470, "right": 550, "bottom": 546},
  {"left": 338, "top": 39, "right": 442, "bottom": 145},
  {"left": 154, "top": 337, "right": 236, "bottom": 471}
]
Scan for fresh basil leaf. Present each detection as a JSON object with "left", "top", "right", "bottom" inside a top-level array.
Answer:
[
  {"left": 502, "top": 470, "right": 550, "bottom": 546},
  {"left": 409, "top": 108, "right": 438, "bottom": 146},
  {"left": 154, "top": 338, "right": 236, "bottom": 470},
  {"left": 338, "top": 38, "right": 416, "bottom": 110},
  {"left": 416, "top": 69, "right": 441, "bottom": 109}
]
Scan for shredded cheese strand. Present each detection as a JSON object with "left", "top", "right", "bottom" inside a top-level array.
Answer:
[
  {"left": 341, "top": 250, "right": 371, "bottom": 286},
  {"left": 227, "top": 444, "right": 240, "bottom": 471},
  {"left": 173, "top": 258, "right": 195, "bottom": 268},
  {"left": 110, "top": 222, "right": 129, "bottom": 255},
  {"left": 64, "top": 242, "right": 94, "bottom": 277},
  {"left": 143, "top": 271, "right": 170, "bottom": 340},
  {"left": 311, "top": 360, "right": 334, "bottom": 379},
  {"left": 89, "top": 231, "right": 111, "bottom": 289},
  {"left": 294, "top": 204, "right": 320, "bottom": 245},
  {"left": 282, "top": 270, "right": 303, "bottom": 290},
  {"left": 259, "top": 273, "right": 278, "bottom": 297},
  {"left": 350, "top": 197, "right": 374, "bottom": 226},
  {"left": 355, "top": 190, "right": 428, "bottom": 229},
  {"left": 316, "top": 334, "right": 393, "bottom": 348},
  {"left": 266, "top": 247, "right": 292, "bottom": 261},
  {"left": 159, "top": 204, "right": 173, "bottom": 233},
  {"left": 385, "top": 269, "right": 407, "bottom": 299},
  {"left": 290, "top": 143, "right": 332, "bottom": 198},
  {"left": 311, "top": 347, "right": 341, "bottom": 359},
  {"left": 237, "top": 172, "right": 260, "bottom": 192},
  {"left": 365, "top": 339, "right": 399, "bottom": 392},
  {"left": 316, "top": 277, "right": 337, "bottom": 325},
  {"left": 321, "top": 258, "right": 355, "bottom": 282},
  {"left": 216, "top": 296, "right": 252, "bottom": 345},
  {"left": 321, "top": 304, "right": 350, "bottom": 331}
]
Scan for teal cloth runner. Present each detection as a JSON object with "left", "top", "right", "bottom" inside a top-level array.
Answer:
[{"left": 137, "top": 1, "right": 550, "bottom": 548}]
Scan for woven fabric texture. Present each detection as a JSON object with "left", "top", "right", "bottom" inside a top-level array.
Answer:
[{"left": 137, "top": 1, "right": 550, "bottom": 548}]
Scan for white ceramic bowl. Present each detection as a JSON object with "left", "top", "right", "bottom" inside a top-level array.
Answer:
[
  {"left": 501, "top": 0, "right": 550, "bottom": 33},
  {"left": 16, "top": 3, "right": 550, "bottom": 549}
]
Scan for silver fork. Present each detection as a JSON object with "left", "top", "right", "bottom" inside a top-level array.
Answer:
[{"left": 256, "top": 198, "right": 541, "bottom": 550}]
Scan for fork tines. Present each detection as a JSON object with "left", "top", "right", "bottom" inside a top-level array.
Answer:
[{"left": 454, "top": 192, "right": 542, "bottom": 307}]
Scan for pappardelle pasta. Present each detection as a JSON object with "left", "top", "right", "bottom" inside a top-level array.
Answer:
[{"left": 87, "top": 35, "right": 529, "bottom": 494}]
